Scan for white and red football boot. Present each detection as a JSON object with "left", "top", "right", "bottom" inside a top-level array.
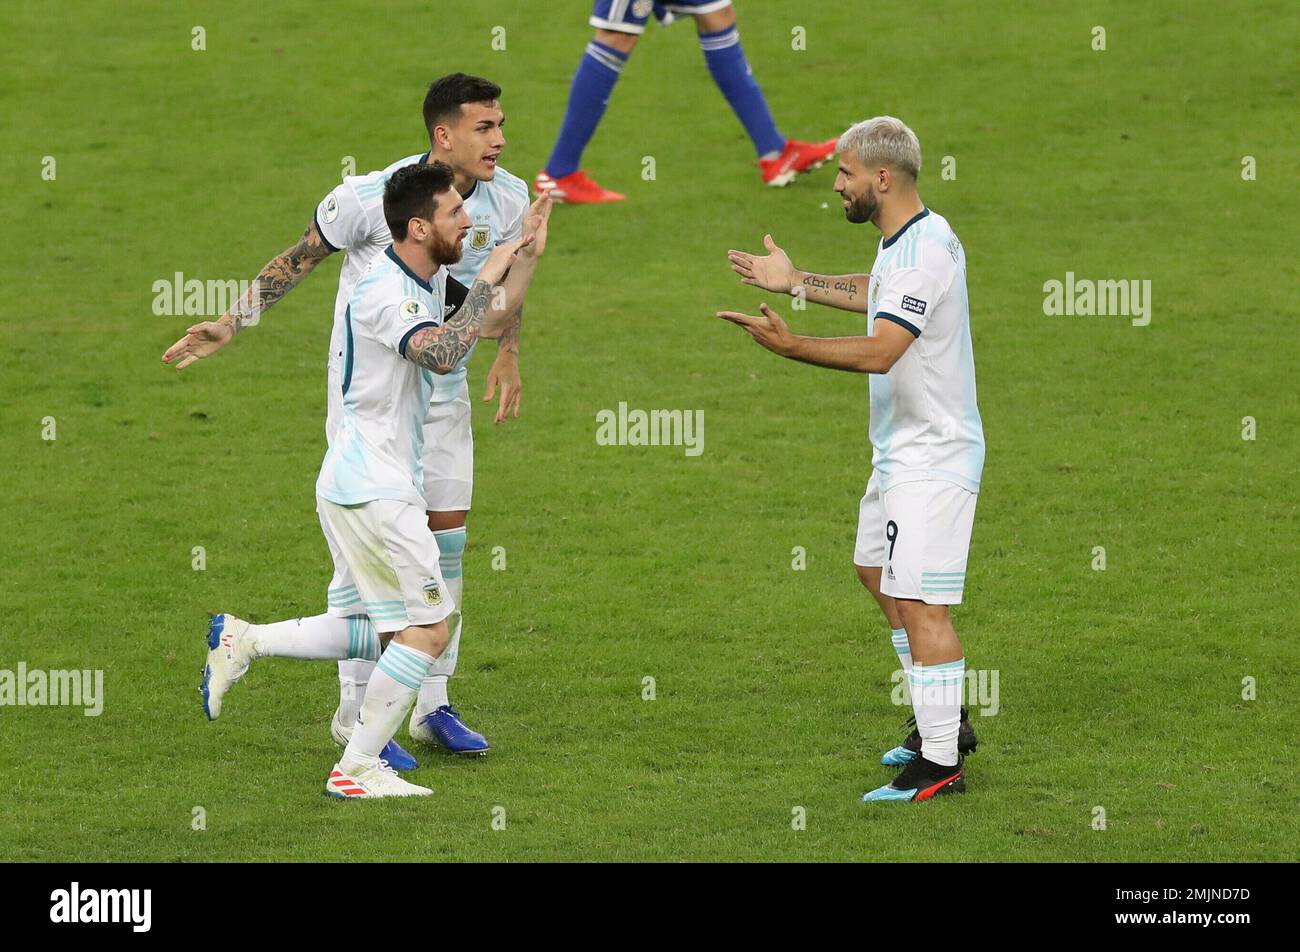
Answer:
[
  {"left": 534, "top": 169, "right": 625, "bottom": 204},
  {"left": 759, "top": 138, "right": 839, "bottom": 187},
  {"left": 325, "top": 761, "right": 432, "bottom": 799}
]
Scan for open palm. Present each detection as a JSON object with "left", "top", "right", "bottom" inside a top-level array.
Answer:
[{"left": 727, "top": 234, "right": 797, "bottom": 294}]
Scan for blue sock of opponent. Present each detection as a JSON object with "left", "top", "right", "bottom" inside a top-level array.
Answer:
[
  {"left": 545, "top": 41, "right": 629, "bottom": 179},
  {"left": 699, "top": 26, "right": 785, "bottom": 158}
]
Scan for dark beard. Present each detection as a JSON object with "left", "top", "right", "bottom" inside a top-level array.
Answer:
[
  {"left": 430, "top": 232, "right": 465, "bottom": 267},
  {"left": 844, "top": 192, "right": 876, "bottom": 224}
]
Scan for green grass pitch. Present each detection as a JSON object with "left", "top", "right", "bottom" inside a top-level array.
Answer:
[{"left": 1, "top": 0, "right": 1297, "bottom": 861}]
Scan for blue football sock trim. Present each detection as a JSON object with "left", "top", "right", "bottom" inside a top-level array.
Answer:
[{"left": 376, "top": 643, "right": 433, "bottom": 691}]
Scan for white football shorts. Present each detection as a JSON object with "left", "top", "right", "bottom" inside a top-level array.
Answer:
[
  {"left": 422, "top": 375, "right": 474, "bottom": 512},
  {"left": 853, "top": 473, "right": 978, "bottom": 605},
  {"left": 318, "top": 496, "right": 455, "bottom": 633}
]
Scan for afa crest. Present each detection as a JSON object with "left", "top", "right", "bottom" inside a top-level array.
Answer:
[
  {"left": 469, "top": 225, "right": 491, "bottom": 251},
  {"left": 422, "top": 580, "right": 443, "bottom": 607}
]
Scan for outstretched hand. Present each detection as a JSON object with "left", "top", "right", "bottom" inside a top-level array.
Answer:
[
  {"left": 519, "top": 192, "right": 552, "bottom": 258},
  {"left": 161, "top": 320, "right": 234, "bottom": 370},
  {"left": 716, "top": 302, "right": 797, "bottom": 357},
  {"left": 483, "top": 353, "right": 522, "bottom": 424},
  {"left": 727, "top": 234, "right": 797, "bottom": 294}
]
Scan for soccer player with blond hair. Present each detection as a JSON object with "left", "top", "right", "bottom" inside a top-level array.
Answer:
[{"left": 720, "top": 116, "right": 985, "bottom": 802}]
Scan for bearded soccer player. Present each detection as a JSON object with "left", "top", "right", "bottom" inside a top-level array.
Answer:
[
  {"left": 201, "top": 163, "right": 539, "bottom": 798},
  {"left": 720, "top": 116, "right": 985, "bottom": 802},
  {"left": 534, "top": 0, "right": 838, "bottom": 203},
  {"left": 164, "top": 74, "right": 541, "bottom": 766}
]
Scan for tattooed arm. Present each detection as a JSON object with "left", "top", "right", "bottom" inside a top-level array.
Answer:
[
  {"left": 791, "top": 270, "right": 871, "bottom": 313},
  {"left": 727, "top": 233, "right": 869, "bottom": 314},
  {"left": 496, "top": 307, "right": 521, "bottom": 358},
  {"left": 402, "top": 230, "right": 534, "bottom": 374},
  {"left": 161, "top": 219, "right": 336, "bottom": 370},
  {"left": 404, "top": 280, "right": 495, "bottom": 374}
]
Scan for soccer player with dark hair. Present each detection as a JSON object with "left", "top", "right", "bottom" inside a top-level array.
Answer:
[
  {"left": 166, "top": 74, "right": 547, "bottom": 766},
  {"left": 202, "top": 162, "right": 547, "bottom": 798}
]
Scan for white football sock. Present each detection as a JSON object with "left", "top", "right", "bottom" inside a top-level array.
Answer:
[
  {"left": 891, "top": 627, "right": 912, "bottom": 672},
  {"left": 341, "top": 642, "right": 434, "bottom": 772},
  {"left": 337, "top": 660, "right": 371, "bottom": 727},
  {"left": 333, "top": 619, "right": 384, "bottom": 725},
  {"left": 417, "top": 527, "right": 465, "bottom": 716},
  {"left": 417, "top": 674, "right": 451, "bottom": 716},
  {"left": 248, "top": 613, "right": 350, "bottom": 660},
  {"left": 908, "top": 658, "right": 964, "bottom": 767}
]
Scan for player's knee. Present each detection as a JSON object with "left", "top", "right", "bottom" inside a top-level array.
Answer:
[
  {"left": 896, "top": 600, "right": 949, "bottom": 638},
  {"left": 427, "top": 509, "right": 467, "bottom": 532},
  {"left": 895, "top": 599, "right": 922, "bottom": 629},
  {"left": 693, "top": 4, "right": 737, "bottom": 33},
  {"left": 594, "top": 28, "right": 639, "bottom": 54},
  {"left": 394, "top": 621, "right": 449, "bottom": 661}
]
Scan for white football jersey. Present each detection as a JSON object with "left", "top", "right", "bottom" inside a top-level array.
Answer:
[
  {"left": 866, "top": 208, "right": 985, "bottom": 493},
  {"left": 316, "top": 247, "right": 449, "bottom": 508},
  {"left": 441, "top": 166, "right": 530, "bottom": 396},
  {"left": 315, "top": 154, "right": 530, "bottom": 397}
]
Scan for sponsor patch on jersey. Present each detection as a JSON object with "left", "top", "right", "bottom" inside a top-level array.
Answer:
[
  {"left": 901, "top": 295, "right": 928, "bottom": 316},
  {"left": 321, "top": 194, "right": 339, "bottom": 224},
  {"left": 422, "top": 579, "right": 443, "bottom": 607},
  {"left": 469, "top": 224, "right": 491, "bottom": 251},
  {"left": 400, "top": 298, "right": 429, "bottom": 323}
]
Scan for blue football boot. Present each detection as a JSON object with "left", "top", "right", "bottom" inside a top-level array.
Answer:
[{"left": 409, "top": 705, "right": 490, "bottom": 755}]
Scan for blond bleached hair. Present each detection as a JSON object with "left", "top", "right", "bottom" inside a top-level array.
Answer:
[{"left": 838, "top": 116, "right": 922, "bottom": 181}]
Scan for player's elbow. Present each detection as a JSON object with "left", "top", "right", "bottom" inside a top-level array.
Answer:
[
  {"left": 874, "top": 351, "right": 904, "bottom": 374},
  {"left": 860, "top": 348, "right": 904, "bottom": 374}
]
